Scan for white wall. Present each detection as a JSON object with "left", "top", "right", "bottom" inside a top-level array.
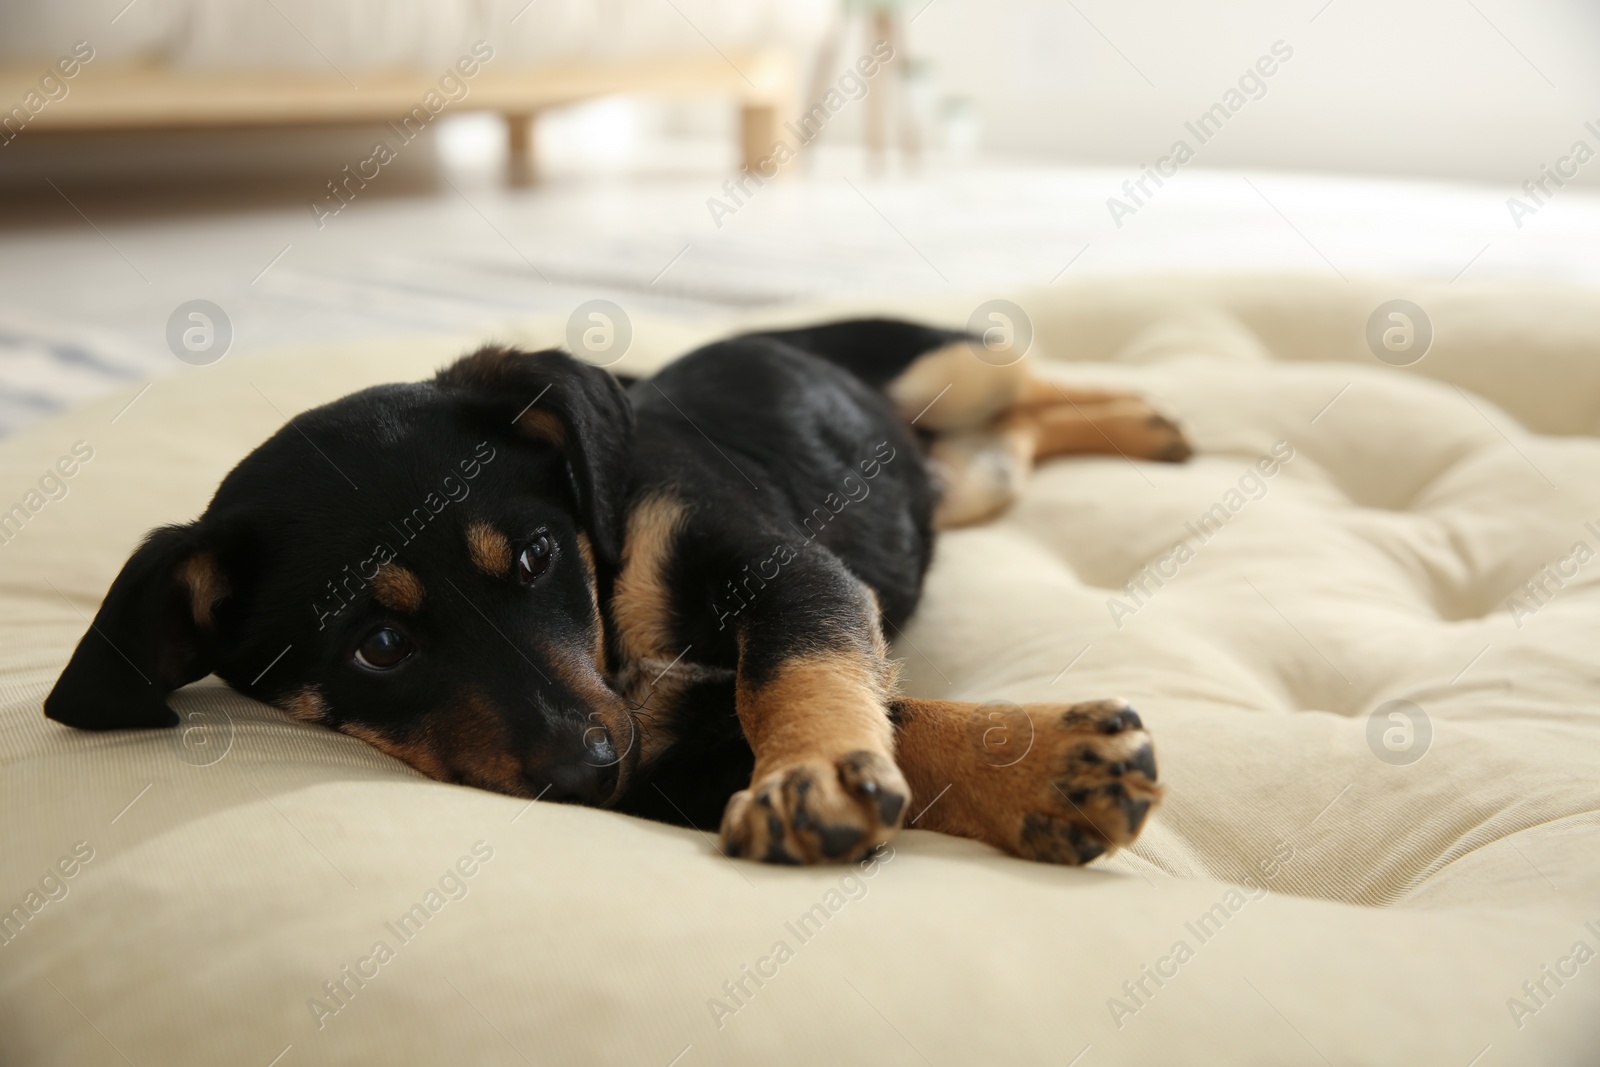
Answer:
[{"left": 905, "top": 0, "right": 1600, "bottom": 184}]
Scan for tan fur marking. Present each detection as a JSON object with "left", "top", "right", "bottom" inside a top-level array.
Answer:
[
  {"left": 340, "top": 721, "right": 448, "bottom": 780},
  {"left": 1000, "top": 397, "right": 1191, "bottom": 463},
  {"left": 892, "top": 698, "right": 1032, "bottom": 841},
  {"left": 885, "top": 341, "right": 1028, "bottom": 432},
  {"left": 277, "top": 687, "right": 329, "bottom": 724},
  {"left": 575, "top": 531, "right": 607, "bottom": 670},
  {"left": 1016, "top": 378, "right": 1129, "bottom": 408},
  {"left": 548, "top": 643, "right": 635, "bottom": 799},
  {"left": 516, "top": 408, "right": 566, "bottom": 447},
  {"left": 467, "top": 523, "right": 513, "bottom": 577},
  {"left": 178, "top": 551, "right": 229, "bottom": 628},
  {"left": 736, "top": 651, "right": 893, "bottom": 777},
  {"left": 428, "top": 693, "right": 523, "bottom": 792},
  {"left": 575, "top": 530, "right": 598, "bottom": 582},
  {"left": 612, "top": 495, "right": 686, "bottom": 663},
  {"left": 548, "top": 645, "right": 618, "bottom": 718},
  {"left": 339, "top": 692, "right": 524, "bottom": 792},
  {"left": 891, "top": 697, "right": 1161, "bottom": 861},
  {"left": 928, "top": 386, "right": 1190, "bottom": 529},
  {"left": 371, "top": 563, "right": 425, "bottom": 613},
  {"left": 720, "top": 642, "right": 908, "bottom": 864}
]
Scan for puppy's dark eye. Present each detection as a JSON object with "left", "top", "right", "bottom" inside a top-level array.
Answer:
[
  {"left": 355, "top": 627, "right": 412, "bottom": 670},
  {"left": 518, "top": 535, "right": 553, "bottom": 584}
]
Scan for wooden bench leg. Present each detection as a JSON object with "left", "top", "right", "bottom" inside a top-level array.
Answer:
[
  {"left": 740, "top": 103, "right": 783, "bottom": 176},
  {"left": 506, "top": 112, "right": 537, "bottom": 187}
]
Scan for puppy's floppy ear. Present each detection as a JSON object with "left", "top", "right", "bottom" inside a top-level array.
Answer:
[
  {"left": 436, "top": 345, "right": 634, "bottom": 566},
  {"left": 44, "top": 523, "right": 228, "bottom": 730}
]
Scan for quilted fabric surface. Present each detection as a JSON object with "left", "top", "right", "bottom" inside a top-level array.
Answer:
[{"left": 2, "top": 275, "right": 1598, "bottom": 1066}]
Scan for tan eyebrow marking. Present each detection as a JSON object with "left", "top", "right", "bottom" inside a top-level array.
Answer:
[
  {"left": 371, "top": 562, "right": 425, "bottom": 613},
  {"left": 467, "top": 522, "right": 513, "bottom": 577}
]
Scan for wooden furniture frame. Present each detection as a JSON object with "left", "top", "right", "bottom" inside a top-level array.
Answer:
[{"left": 0, "top": 50, "right": 796, "bottom": 183}]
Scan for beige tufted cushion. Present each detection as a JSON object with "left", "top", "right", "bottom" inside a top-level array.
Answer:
[{"left": 2, "top": 276, "right": 1598, "bottom": 1065}]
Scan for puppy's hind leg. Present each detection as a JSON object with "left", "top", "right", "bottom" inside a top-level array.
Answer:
[
  {"left": 1002, "top": 393, "right": 1193, "bottom": 466},
  {"left": 882, "top": 341, "right": 1038, "bottom": 528},
  {"left": 884, "top": 340, "right": 1030, "bottom": 433},
  {"left": 889, "top": 344, "right": 1193, "bottom": 527},
  {"left": 926, "top": 427, "right": 1033, "bottom": 529}
]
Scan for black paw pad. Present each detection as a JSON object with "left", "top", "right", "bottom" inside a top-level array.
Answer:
[
  {"left": 762, "top": 840, "right": 803, "bottom": 865},
  {"left": 1122, "top": 797, "right": 1152, "bottom": 835},
  {"left": 1019, "top": 812, "right": 1108, "bottom": 866},
  {"left": 839, "top": 750, "right": 907, "bottom": 827},
  {"left": 818, "top": 824, "right": 865, "bottom": 858},
  {"left": 1073, "top": 831, "right": 1107, "bottom": 865},
  {"left": 784, "top": 772, "right": 816, "bottom": 829},
  {"left": 1102, "top": 706, "right": 1143, "bottom": 734}
]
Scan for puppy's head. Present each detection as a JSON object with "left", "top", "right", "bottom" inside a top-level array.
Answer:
[{"left": 45, "top": 346, "right": 638, "bottom": 806}]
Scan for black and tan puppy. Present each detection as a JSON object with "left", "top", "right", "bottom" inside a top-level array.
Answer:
[{"left": 46, "top": 319, "right": 1185, "bottom": 865}]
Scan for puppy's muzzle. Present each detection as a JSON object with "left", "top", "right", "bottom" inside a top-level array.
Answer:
[{"left": 527, "top": 723, "right": 619, "bottom": 805}]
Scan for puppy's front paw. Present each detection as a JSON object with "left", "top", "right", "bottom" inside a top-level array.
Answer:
[
  {"left": 964, "top": 698, "right": 1160, "bottom": 864},
  {"left": 720, "top": 750, "right": 908, "bottom": 865}
]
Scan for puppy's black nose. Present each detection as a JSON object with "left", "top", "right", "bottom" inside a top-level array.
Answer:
[
  {"left": 537, "top": 759, "right": 616, "bottom": 805},
  {"left": 530, "top": 727, "right": 619, "bottom": 805}
]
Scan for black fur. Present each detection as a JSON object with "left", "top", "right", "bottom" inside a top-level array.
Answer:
[{"left": 45, "top": 318, "right": 965, "bottom": 829}]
